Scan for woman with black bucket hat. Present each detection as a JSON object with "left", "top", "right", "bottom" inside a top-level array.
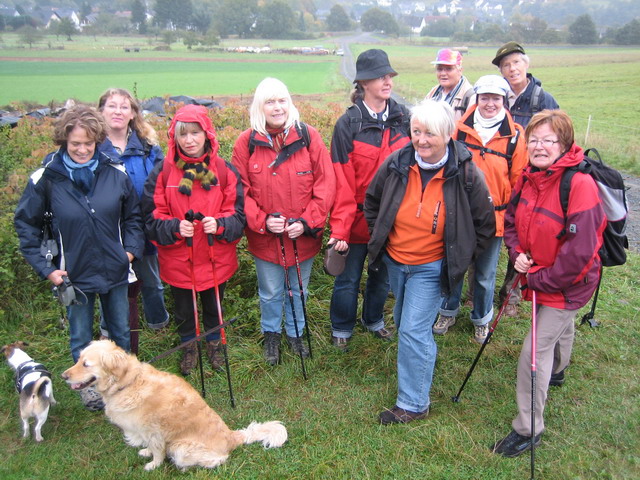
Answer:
[{"left": 327, "top": 49, "right": 411, "bottom": 352}]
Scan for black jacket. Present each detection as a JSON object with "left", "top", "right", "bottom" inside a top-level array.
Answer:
[
  {"left": 364, "top": 140, "right": 496, "bottom": 295},
  {"left": 509, "top": 73, "right": 559, "bottom": 128},
  {"left": 14, "top": 150, "right": 144, "bottom": 293}
]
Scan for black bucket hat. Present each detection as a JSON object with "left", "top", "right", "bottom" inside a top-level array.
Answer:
[
  {"left": 354, "top": 49, "right": 397, "bottom": 82},
  {"left": 492, "top": 41, "right": 526, "bottom": 67}
]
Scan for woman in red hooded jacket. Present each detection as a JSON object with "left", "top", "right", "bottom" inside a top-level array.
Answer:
[
  {"left": 492, "top": 110, "right": 605, "bottom": 457},
  {"left": 143, "top": 105, "right": 245, "bottom": 375},
  {"left": 232, "top": 77, "right": 335, "bottom": 366}
]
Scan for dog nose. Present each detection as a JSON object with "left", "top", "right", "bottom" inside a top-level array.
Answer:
[{"left": 61, "top": 371, "right": 68, "bottom": 380}]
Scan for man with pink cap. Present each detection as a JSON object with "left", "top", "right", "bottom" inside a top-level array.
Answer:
[{"left": 425, "top": 48, "right": 474, "bottom": 121}]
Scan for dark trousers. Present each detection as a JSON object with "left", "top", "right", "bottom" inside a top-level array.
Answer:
[{"left": 170, "top": 283, "right": 226, "bottom": 342}]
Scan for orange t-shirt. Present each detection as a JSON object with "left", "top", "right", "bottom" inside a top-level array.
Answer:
[{"left": 387, "top": 164, "right": 446, "bottom": 265}]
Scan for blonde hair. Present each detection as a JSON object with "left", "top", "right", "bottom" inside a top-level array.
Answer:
[
  {"left": 410, "top": 99, "right": 455, "bottom": 143},
  {"left": 249, "top": 77, "right": 300, "bottom": 136},
  {"left": 98, "top": 88, "right": 158, "bottom": 145}
]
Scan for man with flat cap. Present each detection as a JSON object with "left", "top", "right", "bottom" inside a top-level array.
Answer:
[
  {"left": 327, "top": 49, "right": 411, "bottom": 352},
  {"left": 425, "top": 48, "right": 474, "bottom": 121},
  {"left": 493, "top": 41, "right": 559, "bottom": 129},
  {"left": 493, "top": 41, "right": 559, "bottom": 316}
]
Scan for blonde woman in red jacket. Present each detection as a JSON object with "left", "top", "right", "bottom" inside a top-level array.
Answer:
[
  {"left": 436, "top": 75, "right": 528, "bottom": 344},
  {"left": 232, "top": 77, "right": 335, "bottom": 366},
  {"left": 143, "top": 105, "right": 245, "bottom": 375}
]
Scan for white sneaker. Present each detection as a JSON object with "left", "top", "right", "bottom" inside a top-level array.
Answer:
[
  {"left": 433, "top": 315, "right": 456, "bottom": 335},
  {"left": 474, "top": 324, "right": 490, "bottom": 344},
  {"left": 79, "top": 386, "right": 104, "bottom": 411}
]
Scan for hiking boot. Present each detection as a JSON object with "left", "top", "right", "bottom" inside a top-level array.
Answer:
[
  {"left": 206, "top": 340, "right": 224, "bottom": 371},
  {"left": 263, "top": 332, "right": 281, "bottom": 366},
  {"left": 492, "top": 429, "right": 542, "bottom": 457},
  {"left": 505, "top": 304, "right": 518, "bottom": 317},
  {"left": 379, "top": 406, "right": 429, "bottom": 425},
  {"left": 286, "top": 335, "right": 310, "bottom": 358},
  {"left": 473, "top": 324, "right": 490, "bottom": 344},
  {"left": 331, "top": 336, "right": 349, "bottom": 352},
  {"left": 372, "top": 326, "right": 394, "bottom": 341},
  {"left": 79, "top": 386, "right": 105, "bottom": 411},
  {"left": 180, "top": 342, "right": 198, "bottom": 376},
  {"left": 550, "top": 368, "right": 566, "bottom": 387},
  {"left": 433, "top": 315, "right": 456, "bottom": 335}
]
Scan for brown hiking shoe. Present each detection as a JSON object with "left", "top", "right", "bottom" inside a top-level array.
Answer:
[
  {"left": 180, "top": 342, "right": 198, "bottom": 376},
  {"left": 206, "top": 340, "right": 224, "bottom": 371},
  {"left": 379, "top": 406, "right": 429, "bottom": 425}
]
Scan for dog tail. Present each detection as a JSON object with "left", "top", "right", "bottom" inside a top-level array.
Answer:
[
  {"left": 236, "top": 421, "right": 288, "bottom": 449},
  {"left": 34, "top": 377, "right": 54, "bottom": 402}
]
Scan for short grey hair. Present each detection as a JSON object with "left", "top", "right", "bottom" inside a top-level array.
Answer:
[
  {"left": 499, "top": 52, "right": 530, "bottom": 69},
  {"left": 410, "top": 99, "right": 455, "bottom": 142},
  {"left": 249, "top": 77, "right": 300, "bottom": 136}
]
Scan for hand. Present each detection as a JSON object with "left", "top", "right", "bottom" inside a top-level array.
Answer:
[
  {"left": 514, "top": 253, "right": 534, "bottom": 274},
  {"left": 202, "top": 216, "right": 218, "bottom": 235},
  {"left": 286, "top": 221, "right": 304, "bottom": 239},
  {"left": 328, "top": 237, "right": 349, "bottom": 252},
  {"left": 126, "top": 252, "right": 134, "bottom": 263},
  {"left": 179, "top": 219, "right": 194, "bottom": 238},
  {"left": 47, "top": 269, "right": 68, "bottom": 286},
  {"left": 266, "top": 215, "right": 285, "bottom": 234}
]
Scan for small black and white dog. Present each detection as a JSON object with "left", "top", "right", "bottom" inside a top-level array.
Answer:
[{"left": 2, "top": 341, "right": 56, "bottom": 442}]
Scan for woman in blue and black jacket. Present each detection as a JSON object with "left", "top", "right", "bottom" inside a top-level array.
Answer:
[
  {"left": 14, "top": 105, "right": 144, "bottom": 408},
  {"left": 96, "top": 88, "right": 169, "bottom": 339}
]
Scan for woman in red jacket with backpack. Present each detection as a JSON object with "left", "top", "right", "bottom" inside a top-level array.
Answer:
[
  {"left": 492, "top": 110, "right": 605, "bottom": 457},
  {"left": 143, "top": 105, "right": 245, "bottom": 375},
  {"left": 232, "top": 77, "right": 335, "bottom": 366}
]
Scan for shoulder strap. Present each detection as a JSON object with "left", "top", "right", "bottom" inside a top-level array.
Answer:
[
  {"left": 462, "top": 158, "right": 474, "bottom": 194},
  {"left": 456, "top": 88, "right": 475, "bottom": 113},
  {"left": 346, "top": 104, "right": 363, "bottom": 138},
  {"left": 531, "top": 84, "right": 543, "bottom": 114},
  {"left": 248, "top": 123, "right": 311, "bottom": 156},
  {"left": 248, "top": 130, "right": 258, "bottom": 156}
]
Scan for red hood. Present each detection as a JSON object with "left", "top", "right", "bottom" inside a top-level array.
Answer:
[{"left": 167, "top": 104, "right": 221, "bottom": 162}]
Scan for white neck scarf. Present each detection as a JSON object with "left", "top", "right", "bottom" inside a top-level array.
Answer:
[
  {"left": 415, "top": 149, "right": 448, "bottom": 170},
  {"left": 473, "top": 108, "right": 506, "bottom": 146}
]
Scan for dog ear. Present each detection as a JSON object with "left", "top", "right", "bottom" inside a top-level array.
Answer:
[{"left": 100, "top": 344, "right": 131, "bottom": 377}]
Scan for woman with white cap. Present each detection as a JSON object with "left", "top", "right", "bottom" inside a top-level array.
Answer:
[
  {"left": 435, "top": 74, "right": 528, "bottom": 344},
  {"left": 327, "top": 49, "right": 411, "bottom": 352}
]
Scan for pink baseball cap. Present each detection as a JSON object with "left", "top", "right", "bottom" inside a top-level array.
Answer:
[{"left": 431, "top": 48, "right": 462, "bottom": 66}]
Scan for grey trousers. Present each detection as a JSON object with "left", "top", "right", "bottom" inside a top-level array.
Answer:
[{"left": 512, "top": 304, "right": 576, "bottom": 436}]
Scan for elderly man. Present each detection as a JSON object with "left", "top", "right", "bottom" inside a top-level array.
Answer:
[
  {"left": 493, "top": 41, "right": 560, "bottom": 317},
  {"left": 425, "top": 48, "right": 474, "bottom": 121},
  {"left": 492, "top": 41, "right": 559, "bottom": 128}
]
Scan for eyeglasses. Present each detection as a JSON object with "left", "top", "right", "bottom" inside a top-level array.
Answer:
[{"left": 527, "top": 138, "right": 560, "bottom": 148}]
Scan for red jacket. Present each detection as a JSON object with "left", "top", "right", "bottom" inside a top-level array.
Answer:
[
  {"left": 504, "top": 143, "right": 605, "bottom": 309},
  {"left": 455, "top": 105, "right": 528, "bottom": 236},
  {"left": 329, "top": 98, "right": 410, "bottom": 244},
  {"left": 231, "top": 123, "right": 335, "bottom": 265},
  {"left": 143, "top": 105, "right": 245, "bottom": 291}
]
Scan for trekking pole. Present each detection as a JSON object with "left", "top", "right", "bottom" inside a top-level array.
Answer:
[
  {"left": 288, "top": 218, "right": 313, "bottom": 359},
  {"left": 274, "top": 215, "right": 307, "bottom": 380},
  {"left": 185, "top": 210, "right": 206, "bottom": 398},
  {"left": 452, "top": 273, "right": 523, "bottom": 403},
  {"left": 206, "top": 231, "right": 236, "bottom": 408},
  {"left": 580, "top": 265, "right": 603, "bottom": 328},
  {"left": 530, "top": 290, "right": 538, "bottom": 480}
]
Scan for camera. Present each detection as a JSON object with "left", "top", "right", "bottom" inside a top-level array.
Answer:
[{"left": 53, "top": 275, "right": 78, "bottom": 306}]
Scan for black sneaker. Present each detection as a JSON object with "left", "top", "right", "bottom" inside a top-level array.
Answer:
[
  {"left": 549, "top": 368, "right": 566, "bottom": 387},
  {"left": 379, "top": 406, "right": 429, "bottom": 425},
  {"left": 492, "top": 429, "right": 542, "bottom": 457},
  {"left": 263, "top": 332, "right": 281, "bottom": 366},
  {"left": 286, "top": 335, "right": 310, "bottom": 358}
]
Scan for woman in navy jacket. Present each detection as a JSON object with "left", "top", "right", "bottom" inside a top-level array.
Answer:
[{"left": 14, "top": 105, "right": 144, "bottom": 409}]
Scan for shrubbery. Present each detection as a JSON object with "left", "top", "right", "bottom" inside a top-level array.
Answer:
[{"left": 0, "top": 100, "right": 343, "bottom": 321}]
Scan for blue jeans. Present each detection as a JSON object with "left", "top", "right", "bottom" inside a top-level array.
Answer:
[
  {"left": 68, "top": 283, "right": 130, "bottom": 362},
  {"left": 440, "top": 236, "right": 503, "bottom": 326},
  {"left": 99, "top": 254, "right": 169, "bottom": 336},
  {"left": 384, "top": 254, "right": 442, "bottom": 412},
  {"left": 254, "top": 255, "right": 313, "bottom": 338},
  {"left": 330, "top": 243, "right": 388, "bottom": 338}
]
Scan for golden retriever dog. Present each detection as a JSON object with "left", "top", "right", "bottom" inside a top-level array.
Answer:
[{"left": 61, "top": 340, "right": 287, "bottom": 471}]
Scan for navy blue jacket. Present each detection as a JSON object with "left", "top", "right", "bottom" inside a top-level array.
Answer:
[
  {"left": 509, "top": 74, "right": 559, "bottom": 128},
  {"left": 14, "top": 150, "right": 144, "bottom": 294},
  {"left": 98, "top": 131, "right": 164, "bottom": 255}
]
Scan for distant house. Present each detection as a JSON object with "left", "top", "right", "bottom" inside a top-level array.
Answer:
[
  {"left": 0, "top": 7, "right": 20, "bottom": 18},
  {"left": 399, "top": 14, "right": 425, "bottom": 34},
  {"left": 46, "top": 8, "right": 82, "bottom": 31},
  {"left": 419, "top": 15, "right": 450, "bottom": 32}
]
